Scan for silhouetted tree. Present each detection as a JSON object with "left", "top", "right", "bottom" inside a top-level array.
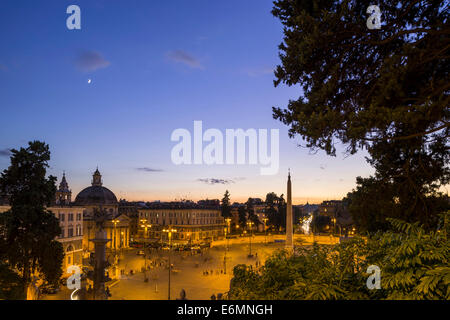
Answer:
[
  {"left": 277, "top": 194, "right": 287, "bottom": 231},
  {"left": 265, "top": 192, "right": 279, "bottom": 230},
  {"left": 246, "top": 198, "right": 260, "bottom": 227},
  {"left": 346, "top": 176, "right": 449, "bottom": 233},
  {"left": 221, "top": 190, "right": 231, "bottom": 218},
  {"left": 238, "top": 206, "right": 247, "bottom": 229},
  {"left": 0, "top": 141, "right": 63, "bottom": 298},
  {"left": 272, "top": 0, "right": 449, "bottom": 230}
]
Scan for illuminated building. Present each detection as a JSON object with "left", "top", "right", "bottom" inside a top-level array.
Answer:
[{"left": 138, "top": 201, "right": 225, "bottom": 243}]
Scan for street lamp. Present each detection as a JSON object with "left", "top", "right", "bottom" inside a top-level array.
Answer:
[
  {"left": 224, "top": 217, "right": 231, "bottom": 274},
  {"left": 140, "top": 220, "right": 151, "bottom": 282},
  {"left": 112, "top": 219, "right": 120, "bottom": 253},
  {"left": 112, "top": 219, "right": 120, "bottom": 277},
  {"left": 162, "top": 227, "right": 177, "bottom": 300},
  {"left": 246, "top": 221, "right": 254, "bottom": 257},
  {"left": 225, "top": 218, "right": 231, "bottom": 234},
  {"left": 223, "top": 227, "right": 228, "bottom": 274},
  {"left": 262, "top": 217, "right": 268, "bottom": 244}
]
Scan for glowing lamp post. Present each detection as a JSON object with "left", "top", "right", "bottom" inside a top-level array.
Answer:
[
  {"left": 246, "top": 221, "right": 254, "bottom": 257},
  {"left": 140, "top": 219, "right": 151, "bottom": 281},
  {"left": 112, "top": 219, "right": 120, "bottom": 278},
  {"left": 262, "top": 217, "right": 268, "bottom": 244},
  {"left": 162, "top": 227, "right": 177, "bottom": 300}
]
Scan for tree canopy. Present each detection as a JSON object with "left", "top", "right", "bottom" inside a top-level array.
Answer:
[
  {"left": 0, "top": 141, "right": 63, "bottom": 297},
  {"left": 221, "top": 190, "right": 231, "bottom": 218},
  {"left": 272, "top": 0, "right": 450, "bottom": 229},
  {"left": 272, "top": 0, "right": 449, "bottom": 154}
]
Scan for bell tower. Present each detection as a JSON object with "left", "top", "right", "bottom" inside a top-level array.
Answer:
[{"left": 56, "top": 172, "right": 72, "bottom": 205}]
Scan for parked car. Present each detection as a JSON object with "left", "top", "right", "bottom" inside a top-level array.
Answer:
[{"left": 137, "top": 250, "right": 145, "bottom": 255}]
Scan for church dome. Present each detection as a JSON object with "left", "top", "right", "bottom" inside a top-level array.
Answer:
[{"left": 74, "top": 169, "right": 118, "bottom": 206}]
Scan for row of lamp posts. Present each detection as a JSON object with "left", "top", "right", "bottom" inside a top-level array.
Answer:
[{"left": 139, "top": 219, "right": 177, "bottom": 300}]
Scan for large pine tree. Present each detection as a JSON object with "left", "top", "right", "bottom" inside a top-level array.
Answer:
[{"left": 272, "top": 0, "right": 449, "bottom": 229}]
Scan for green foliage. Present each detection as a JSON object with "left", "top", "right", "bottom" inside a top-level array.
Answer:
[
  {"left": 228, "top": 212, "right": 450, "bottom": 300},
  {"left": 229, "top": 240, "right": 370, "bottom": 300},
  {"left": 0, "top": 141, "right": 63, "bottom": 297},
  {"left": 367, "top": 212, "right": 450, "bottom": 299}
]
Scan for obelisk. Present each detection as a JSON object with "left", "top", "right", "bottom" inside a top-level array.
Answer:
[{"left": 286, "top": 170, "right": 293, "bottom": 252}]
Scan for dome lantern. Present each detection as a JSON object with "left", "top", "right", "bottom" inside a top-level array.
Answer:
[
  {"left": 74, "top": 168, "right": 118, "bottom": 206},
  {"left": 92, "top": 167, "right": 103, "bottom": 187}
]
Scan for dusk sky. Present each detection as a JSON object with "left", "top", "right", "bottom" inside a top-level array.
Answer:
[{"left": 0, "top": 0, "right": 374, "bottom": 204}]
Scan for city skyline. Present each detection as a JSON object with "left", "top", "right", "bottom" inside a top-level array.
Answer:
[
  {"left": 0, "top": 0, "right": 447, "bottom": 304},
  {"left": 0, "top": 0, "right": 375, "bottom": 204}
]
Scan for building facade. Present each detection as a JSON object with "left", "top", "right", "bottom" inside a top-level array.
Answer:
[
  {"left": 52, "top": 206, "right": 84, "bottom": 272},
  {"left": 138, "top": 202, "right": 225, "bottom": 244}
]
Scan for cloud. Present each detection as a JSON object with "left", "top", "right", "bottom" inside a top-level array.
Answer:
[
  {"left": 75, "top": 51, "right": 110, "bottom": 72},
  {"left": 0, "top": 149, "right": 11, "bottom": 157},
  {"left": 136, "top": 167, "right": 164, "bottom": 172},
  {"left": 197, "top": 178, "right": 235, "bottom": 185},
  {"left": 245, "top": 66, "right": 274, "bottom": 77},
  {"left": 166, "top": 50, "right": 204, "bottom": 69}
]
